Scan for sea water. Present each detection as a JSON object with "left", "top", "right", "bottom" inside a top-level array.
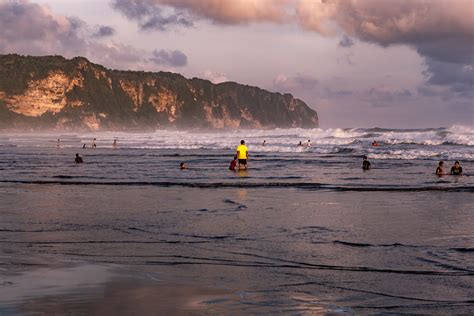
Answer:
[{"left": 0, "top": 126, "right": 473, "bottom": 314}]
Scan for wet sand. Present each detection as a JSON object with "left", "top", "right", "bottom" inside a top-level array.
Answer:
[
  {"left": 1, "top": 183, "right": 473, "bottom": 314},
  {"left": 0, "top": 262, "right": 242, "bottom": 315}
]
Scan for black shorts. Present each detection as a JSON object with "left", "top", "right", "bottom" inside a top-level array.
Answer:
[{"left": 238, "top": 159, "right": 247, "bottom": 165}]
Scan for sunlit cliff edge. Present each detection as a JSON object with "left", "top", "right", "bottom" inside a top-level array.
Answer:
[{"left": 0, "top": 54, "right": 318, "bottom": 131}]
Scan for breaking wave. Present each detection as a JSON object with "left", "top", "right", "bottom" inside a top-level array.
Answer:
[{"left": 1, "top": 125, "right": 473, "bottom": 160}]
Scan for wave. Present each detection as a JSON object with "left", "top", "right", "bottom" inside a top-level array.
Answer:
[
  {"left": 367, "top": 149, "right": 474, "bottom": 161},
  {"left": 1, "top": 125, "right": 472, "bottom": 157},
  {"left": 364, "top": 127, "right": 445, "bottom": 133},
  {"left": 1, "top": 180, "right": 472, "bottom": 192}
]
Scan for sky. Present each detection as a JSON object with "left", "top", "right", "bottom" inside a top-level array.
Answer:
[{"left": 0, "top": 0, "right": 473, "bottom": 128}]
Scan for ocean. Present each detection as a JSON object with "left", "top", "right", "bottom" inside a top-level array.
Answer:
[{"left": 0, "top": 126, "right": 473, "bottom": 314}]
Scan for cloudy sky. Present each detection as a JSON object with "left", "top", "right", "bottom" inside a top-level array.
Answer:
[{"left": 0, "top": 0, "right": 473, "bottom": 127}]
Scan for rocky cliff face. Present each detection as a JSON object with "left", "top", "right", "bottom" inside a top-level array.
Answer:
[{"left": 0, "top": 54, "right": 318, "bottom": 131}]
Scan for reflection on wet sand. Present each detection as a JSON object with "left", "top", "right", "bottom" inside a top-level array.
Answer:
[
  {"left": 0, "top": 263, "right": 334, "bottom": 315},
  {"left": 0, "top": 264, "right": 109, "bottom": 303},
  {"left": 237, "top": 188, "right": 248, "bottom": 201}
]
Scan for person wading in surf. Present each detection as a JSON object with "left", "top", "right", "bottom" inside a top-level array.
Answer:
[
  {"left": 450, "top": 161, "right": 463, "bottom": 175},
  {"left": 75, "top": 153, "right": 83, "bottom": 164},
  {"left": 236, "top": 140, "right": 249, "bottom": 170},
  {"left": 362, "top": 155, "right": 371, "bottom": 170},
  {"left": 436, "top": 161, "right": 445, "bottom": 176}
]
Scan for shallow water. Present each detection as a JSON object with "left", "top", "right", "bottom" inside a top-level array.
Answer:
[
  {"left": 1, "top": 126, "right": 473, "bottom": 189},
  {"left": 0, "top": 129, "right": 473, "bottom": 314}
]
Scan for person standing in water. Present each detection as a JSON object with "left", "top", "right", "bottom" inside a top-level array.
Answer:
[
  {"left": 262, "top": 140, "right": 266, "bottom": 146},
  {"left": 75, "top": 153, "right": 83, "bottom": 164},
  {"left": 92, "top": 138, "right": 97, "bottom": 149},
  {"left": 57, "top": 138, "right": 60, "bottom": 149},
  {"left": 436, "top": 161, "right": 445, "bottom": 176},
  {"left": 236, "top": 140, "right": 249, "bottom": 170},
  {"left": 113, "top": 139, "right": 118, "bottom": 149},
  {"left": 306, "top": 139, "right": 311, "bottom": 147},
  {"left": 450, "top": 161, "right": 463, "bottom": 175},
  {"left": 362, "top": 155, "right": 371, "bottom": 170}
]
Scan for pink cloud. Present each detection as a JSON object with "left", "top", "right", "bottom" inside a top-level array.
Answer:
[
  {"left": 0, "top": 0, "right": 187, "bottom": 71},
  {"left": 297, "top": 0, "right": 473, "bottom": 50},
  {"left": 154, "top": 0, "right": 292, "bottom": 24},
  {"left": 296, "top": 0, "right": 474, "bottom": 96}
]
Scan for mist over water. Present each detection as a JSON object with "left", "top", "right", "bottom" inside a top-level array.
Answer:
[{"left": 0, "top": 125, "right": 473, "bottom": 314}]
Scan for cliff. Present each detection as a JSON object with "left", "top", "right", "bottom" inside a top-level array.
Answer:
[{"left": 0, "top": 54, "right": 318, "bottom": 131}]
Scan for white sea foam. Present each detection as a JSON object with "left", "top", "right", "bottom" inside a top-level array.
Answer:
[{"left": 2, "top": 125, "right": 473, "bottom": 160}]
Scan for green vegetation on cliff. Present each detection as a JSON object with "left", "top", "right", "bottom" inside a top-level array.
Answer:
[{"left": 0, "top": 54, "right": 318, "bottom": 130}]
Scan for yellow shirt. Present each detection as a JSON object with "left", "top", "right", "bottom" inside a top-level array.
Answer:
[{"left": 236, "top": 144, "right": 248, "bottom": 160}]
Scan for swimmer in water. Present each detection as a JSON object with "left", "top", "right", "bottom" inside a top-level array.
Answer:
[
  {"left": 75, "top": 153, "right": 83, "bottom": 164},
  {"left": 297, "top": 141, "right": 303, "bottom": 147},
  {"left": 436, "top": 161, "right": 444, "bottom": 176},
  {"left": 371, "top": 140, "right": 380, "bottom": 146},
  {"left": 450, "top": 161, "right": 463, "bottom": 176},
  {"left": 362, "top": 155, "right": 371, "bottom": 170},
  {"left": 180, "top": 162, "right": 187, "bottom": 170},
  {"left": 306, "top": 139, "right": 311, "bottom": 147}
]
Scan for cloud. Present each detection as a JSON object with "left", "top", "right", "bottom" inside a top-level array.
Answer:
[
  {"left": 202, "top": 70, "right": 228, "bottom": 84},
  {"left": 0, "top": 0, "right": 74, "bottom": 55},
  {"left": 0, "top": 0, "right": 189, "bottom": 72},
  {"left": 86, "top": 42, "right": 146, "bottom": 70},
  {"left": 111, "top": 0, "right": 472, "bottom": 63},
  {"left": 110, "top": 0, "right": 473, "bottom": 92},
  {"left": 154, "top": 0, "right": 291, "bottom": 24},
  {"left": 297, "top": 0, "right": 473, "bottom": 53},
  {"left": 111, "top": 0, "right": 193, "bottom": 31},
  {"left": 338, "top": 34, "right": 354, "bottom": 48},
  {"left": 0, "top": 0, "right": 140, "bottom": 67},
  {"left": 149, "top": 49, "right": 188, "bottom": 67},
  {"left": 110, "top": 0, "right": 472, "bottom": 98},
  {"left": 423, "top": 58, "right": 474, "bottom": 97},
  {"left": 273, "top": 74, "right": 318, "bottom": 92},
  {"left": 92, "top": 25, "right": 116, "bottom": 38},
  {"left": 296, "top": 0, "right": 474, "bottom": 96}
]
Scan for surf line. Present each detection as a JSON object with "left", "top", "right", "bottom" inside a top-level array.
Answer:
[{"left": 0, "top": 179, "right": 473, "bottom": 192}]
